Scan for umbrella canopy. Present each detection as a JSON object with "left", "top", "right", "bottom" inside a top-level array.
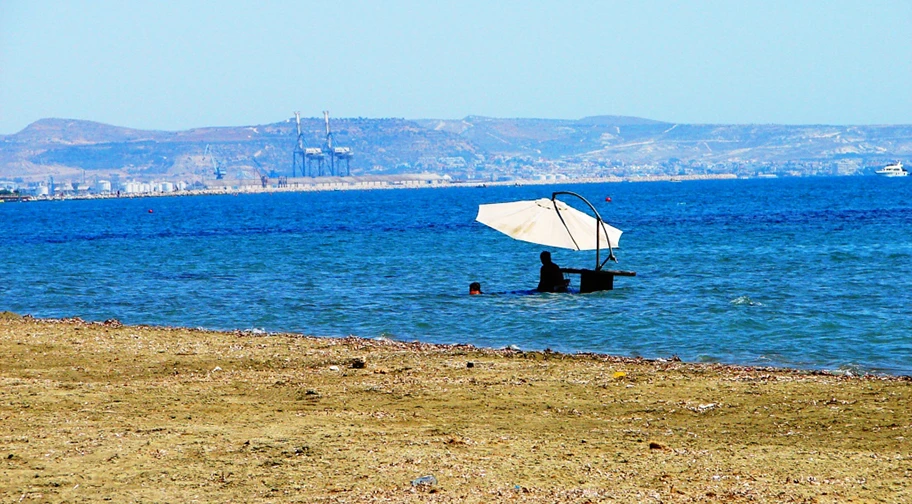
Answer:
[{"left": 476, "top": 197, "right": 622, "bottom": 251}]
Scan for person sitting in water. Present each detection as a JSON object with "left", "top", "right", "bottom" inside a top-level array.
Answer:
[
  {"left": 469, "top": 282, "right": 482, "bottom": 295},
  {"left": 537, "top": 251, "right": 569, "bottom": 293}
]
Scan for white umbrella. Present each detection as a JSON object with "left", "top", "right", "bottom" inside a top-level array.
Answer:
[{"left": 476, "top": 192, "right": 623, "bottom": 270}]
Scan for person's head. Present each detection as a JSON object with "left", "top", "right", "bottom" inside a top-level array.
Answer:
[
  {"left": 469, "top": 282, "right": 482, "bottom": 295},
  {"left": 540, "top": 251, "right": 552, "bottom": 265}
]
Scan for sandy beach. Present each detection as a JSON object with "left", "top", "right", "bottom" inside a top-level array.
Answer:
[{"left": 2, "top": 313, "right": 910, "bottom": 502}]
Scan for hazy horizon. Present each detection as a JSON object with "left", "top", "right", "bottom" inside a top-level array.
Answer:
[
  {"left": 9, "top": 114, "right": 912, "bottom": 137},
  {"left": 2, "top": 1, "right": 910, "bottom": 135}
]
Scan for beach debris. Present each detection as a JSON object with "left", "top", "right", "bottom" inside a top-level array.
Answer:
[
  {"left": 329, "top": 365, "right": 340, "bottom": 372},
  {"left": 684, "top": 402, "right": 718, "bottom": 413},
  {"left": 351, "top": 357, "right": 366, "bottom": 369},
  {"left": 411, "top": 475, "right": 437, "bottom": 487},
  {"left": 466, "top": 361, "right": 475, "bottom": 368},
  {"left": 295, "top": 388, "right": 320, "bottom": 401},
  {"left": 613, "top": 371, "right": 627, "bottom": 379},
  {"left": 648, "top": 441, "right": 668, "bottom": 450},
  {"left": 102, "top": 318, "right": 122, "bottom": 328}
]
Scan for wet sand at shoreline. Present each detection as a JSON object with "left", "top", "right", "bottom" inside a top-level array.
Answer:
[{"left": 2, "top": 313, "right": 910, "bottom": 502}]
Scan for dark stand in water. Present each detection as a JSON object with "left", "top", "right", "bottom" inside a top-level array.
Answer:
[
  {"left": 560, "top": 268, "right": 636, "bottom": 293},
  {"left": 550, "top": 191, "right": 636, "bottom": 293}
]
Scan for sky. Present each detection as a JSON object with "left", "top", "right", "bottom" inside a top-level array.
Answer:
[{"left": 1, "top": 0, "right": 910, "bottom": 134}]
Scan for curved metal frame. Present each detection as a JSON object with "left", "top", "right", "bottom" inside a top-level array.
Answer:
[{"left": 551, "top": 191, "right": 617, "bottom": 271}]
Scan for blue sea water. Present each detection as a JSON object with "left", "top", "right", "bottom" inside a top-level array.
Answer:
[{"left": 2, "top": 176, "right": 911, "bottom": 375}]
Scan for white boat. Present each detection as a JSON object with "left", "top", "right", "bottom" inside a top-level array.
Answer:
[{"left": 875, "top": 162, "right": 909, "bottom": 177}]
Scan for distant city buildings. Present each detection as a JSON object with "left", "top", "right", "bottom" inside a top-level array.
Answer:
[
  {"left": 2, "top": 154, "right": 875, "bottom": 201},
  {"left": 16, "top": 179, "right": 191, "bottom": 198}
]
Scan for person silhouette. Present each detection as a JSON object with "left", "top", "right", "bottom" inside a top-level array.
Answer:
[
  {"left": 536, "top": 251, "right": 568, "bottom": 293},
  {"left": 469, "top": 282, "right": 482, "bottom": 295}
]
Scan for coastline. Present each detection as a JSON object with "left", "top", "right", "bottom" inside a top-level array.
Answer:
[
  {"left": 8, "top": 173, "right": 740, "bottom": 202},
  {"left": 2, "top": 313, "right": 910, "bottom": 502}
]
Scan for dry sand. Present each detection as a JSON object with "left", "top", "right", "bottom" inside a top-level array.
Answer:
[{"left": 1, "top": 313, "right": 910, "bottom": 502}]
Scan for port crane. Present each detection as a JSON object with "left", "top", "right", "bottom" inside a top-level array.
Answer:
[
  {"left": 251, "top": 157, "right": 270, "bottom": 188},
  {"left": 293, "top": 111, "right": 328, "bottom": 177},
  {"left": 323, "top": 111, "right": 352, "bottom": 176},
  {"left": 292, "top": 112, "right": 306, "bottom": 177},
  {"left": 205, "top": 144, "right": 224, "bottom": 179},
  {"left": 291, "top": 111, "right": 352, "bottom": 177},
  {"left": 304, "top": 146, "right": 325, "bottom": 177}
]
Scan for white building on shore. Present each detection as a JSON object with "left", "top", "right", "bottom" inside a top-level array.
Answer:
[{"left": 93, "top": 180, "right": 112, "bottom": 193}]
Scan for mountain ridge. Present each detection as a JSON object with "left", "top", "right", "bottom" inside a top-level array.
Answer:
[{"left": 2, "top": 115, "right": 912, "bottom": 183}]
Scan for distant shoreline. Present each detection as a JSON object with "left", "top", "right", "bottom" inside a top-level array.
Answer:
[{"left": 7, "top": 173, "right": 742, "bottom": 202}]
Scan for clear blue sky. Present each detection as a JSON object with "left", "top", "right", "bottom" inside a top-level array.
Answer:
[{"left": 1, "top": 1, "right": 910, "bottom": 134}]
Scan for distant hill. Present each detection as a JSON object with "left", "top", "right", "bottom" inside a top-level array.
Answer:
[
  {"left": 0, "top": 116, "right": 481, "bottom": 182},
  {"left": 6, "top": 118, "right": 173, "bottom": 145},
  {"left": 2, "top": 115, "right": 912, "bottom": 183},
  {"left": 577, "top": 115, "right": 671, "bottom": 126}
]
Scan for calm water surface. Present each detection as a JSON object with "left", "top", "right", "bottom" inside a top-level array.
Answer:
[{"left": 2, "top": 176, "right": 911, "bottom": 375}]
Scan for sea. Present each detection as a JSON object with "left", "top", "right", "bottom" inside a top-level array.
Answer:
[{"left": 2, "top": 176, "right": 911, "bottom": 375}]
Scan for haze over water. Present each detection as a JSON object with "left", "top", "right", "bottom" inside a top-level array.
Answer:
[{"left": 2, "top": 176, "right": 911, "bottom": 375}]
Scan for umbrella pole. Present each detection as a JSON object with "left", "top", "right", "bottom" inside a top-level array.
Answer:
[{"left": 552, "top": 191, "right": 617, "bottom": 271}]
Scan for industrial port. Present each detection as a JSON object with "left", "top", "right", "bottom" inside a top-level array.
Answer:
[
  {"left": 4, "top": 114, "right": 906, "bottom": 201},
  {"left": 5, "top": 111, "right": 370, "bottom": 198},
  {"left": 292, "top": 111, "right": 353, "bottom": 178}
]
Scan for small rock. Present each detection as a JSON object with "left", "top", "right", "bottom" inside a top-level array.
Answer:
[
  {"left": 329, "top": 365, "right": 340, "bottom": 371},
  {"left": 466, "top": 361, "right": 474, "bottom": 368},
  {"left": 411, "top": 475, "right": 437, "bottom": 487},
  {"left": 351, "top": 358, "right": 366, "bottom": 369}
]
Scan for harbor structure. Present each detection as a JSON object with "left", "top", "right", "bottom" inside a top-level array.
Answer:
[{"left": 292, "top": 111, "right": 352, "bottom": 177}]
